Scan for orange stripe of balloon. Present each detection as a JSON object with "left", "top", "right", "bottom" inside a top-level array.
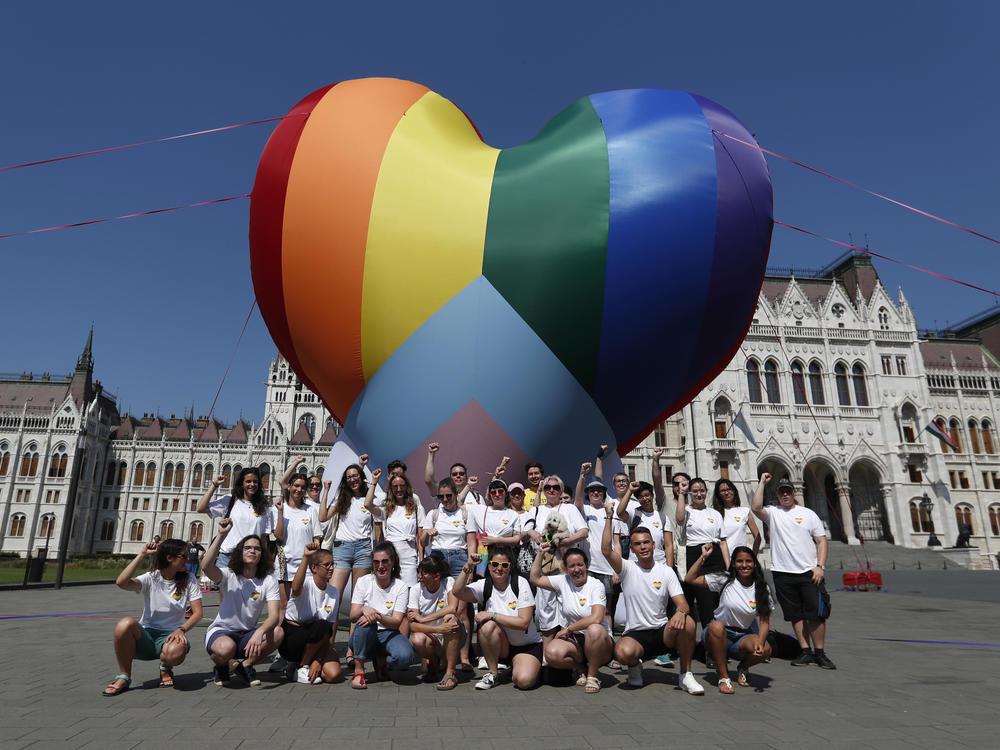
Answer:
[{"left": 280, "top": 78, "right": 429, "bottom": 420}]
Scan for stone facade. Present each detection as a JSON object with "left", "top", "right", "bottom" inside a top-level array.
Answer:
[{"left": 3, "top": 254, "right": 999, "bottom": 567}]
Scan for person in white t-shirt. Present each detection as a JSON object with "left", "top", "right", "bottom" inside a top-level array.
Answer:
[
  {"left": 573, "top": 463, "right": 626, "bottom": 632},
  {"left": 197, "top": 467, "right": 282, "bottom": 571},
  {"left": 675, "top": 476, "right": 728, "bottom": 634},
  {"left": 407, "top": 556, "right": 463, "bottom": 690},
  {"left": 452, "top": 544, "right": 541, "bottom": 691},
  {"left": 347, "top": 542, "right": 414, "bottom": 689},
  {"left": 278, "top": 542, "right": 343, "bottom": 685},
  {"left": 276, "top": 475, "right": 322, "bottom": 597},
  {"left": 203, "top": 519, "right": 284, "bottom": 687},
  {"left": 375, "top": 472, "right": 426, "bottom": 586},
  {"left": 424, "top": 442, "right": 485, "bottom": 506},
  {"left": 602, "top": 503, "right": 704, "bottom": 694},
  {"left": 521, "top": 476, "right": 589, "bottom": 639},
  {"left": 529, "top": 543, "right": 613, "bottom": 694},
  {"left": 616, "top": 480, "right": 674, "bottom": 566},
  {"left": 712, "top": 478, "right": 761, "bottom": 557},
  {"left": 469, "top": 478, "right": 523, "bottom": 548},
  {"left": 102, "top": 539, "right": 203, "bottom": 696},
  {"left": 686, "top": 543, "right": 773, "bottom": 694},
  {"left": 752, "top": 474, "right": 835, "bottom": 670}
]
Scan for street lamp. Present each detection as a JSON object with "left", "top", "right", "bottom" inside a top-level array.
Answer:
[{"left": 921, "top": 495, "right": 941, "bottom": 547}]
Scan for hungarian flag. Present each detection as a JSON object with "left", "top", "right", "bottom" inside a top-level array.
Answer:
[{"left": 924, "top": 419, "right": 959, "bottom": 452}]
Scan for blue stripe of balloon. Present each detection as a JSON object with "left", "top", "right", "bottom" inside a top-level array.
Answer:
[
  {"left": 343, "top": 276, "right": 618, "bottom": 477},
  {"left": 684, "top": 95, "right": 773, "bottom": 396},
  {"left": 589, "top": 89, "right": 719, "bottom": 445}
]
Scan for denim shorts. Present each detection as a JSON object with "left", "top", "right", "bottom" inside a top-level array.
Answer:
[
  {"left": 332, "top": 538, "right": 373, "bottom": 570},
  {"left": 429, "top": 548, "right": 467, "bottom": 577},
  {"left": 703, "top": 619, "right": 759, "bottom": 659}
]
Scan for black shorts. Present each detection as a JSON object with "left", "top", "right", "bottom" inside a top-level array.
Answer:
[
  {"left": 772, "top": 571, "right": 831, "bottom": 623},
  {"left": 622, "top": 626, "right": 668, "bottom": 659},
  {"left": 506, "top": 641, "right": 543, "bottom": 662}
]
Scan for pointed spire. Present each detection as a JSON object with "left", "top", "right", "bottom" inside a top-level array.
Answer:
[{"left": 76, "top": 325, "right": 94, "bottom": 373}]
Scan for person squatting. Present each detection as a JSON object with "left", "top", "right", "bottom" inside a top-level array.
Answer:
[{"left": 101, "top": 444, "right": 835, "bottom": 697}]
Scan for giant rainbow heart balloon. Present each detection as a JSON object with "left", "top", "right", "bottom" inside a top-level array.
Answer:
[{"left": 249, "top": 78, "right": 772, "bottom": 482}]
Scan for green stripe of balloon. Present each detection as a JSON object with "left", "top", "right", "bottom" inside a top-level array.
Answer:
[{"left": 482, "top": 97, "right": 609, "bottom": 391}]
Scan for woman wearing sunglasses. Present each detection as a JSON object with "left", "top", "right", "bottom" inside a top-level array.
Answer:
[
  {"left": 528, "top": 542, "right": 612, "bottom": 693},
  {"left": 347, "top": 542, "right": 415, "bottom": 689},
  {"left": 452, "top": 544, "right": 541, "bottom": 690},
  {"left": 407, "top": 556, "right": 463, "bottom": 690},
  {"left": 278, "top": 542, "right": 343, "bottom": 684},
  {"left": 469, "top": 478, "right": 523, "bottom": 548}
]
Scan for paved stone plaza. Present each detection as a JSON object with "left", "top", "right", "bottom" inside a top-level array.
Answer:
[{"left": 2, "top": 571, "right": 998, "bottom": 750}]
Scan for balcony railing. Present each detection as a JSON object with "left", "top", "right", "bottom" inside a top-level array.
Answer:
[{"left": 710, "top": 438, "right": 738, "bottom": 451}]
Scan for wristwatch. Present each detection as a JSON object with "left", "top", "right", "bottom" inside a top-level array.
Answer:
[
  {"left": 817, "top": 564, "right": 825, "bottom": 570},
  {"left": 178, "top": 625, "right": 187, "bottom": 632}
]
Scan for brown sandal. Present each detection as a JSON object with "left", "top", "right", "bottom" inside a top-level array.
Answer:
[{"left": 436, "top": 673, "right": 458, "bottom": 691}]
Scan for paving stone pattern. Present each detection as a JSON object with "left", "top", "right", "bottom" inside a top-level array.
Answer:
[{"left": 2, "top": 572, "right": 999, "bottom": 750}]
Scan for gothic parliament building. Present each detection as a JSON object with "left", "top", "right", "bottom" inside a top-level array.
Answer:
[{"left": 3, "top": 255, "right": 999, "bottom": 568}]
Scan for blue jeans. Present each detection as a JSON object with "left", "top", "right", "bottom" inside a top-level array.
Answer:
[
  {"left": 186, "top": 562, "right": 200, "bottom": 579},
  {"left": 348, "top": 624, "right": 415, "bottom": 670},
  {"left": 429, "top": 548, "right": 467, "bottom": 577}
]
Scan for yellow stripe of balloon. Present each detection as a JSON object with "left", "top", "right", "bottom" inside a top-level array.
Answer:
[{"left": 361, "top": 91, "right": 500, "bottom": 380}]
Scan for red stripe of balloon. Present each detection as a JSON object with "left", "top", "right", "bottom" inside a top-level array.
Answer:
[
  {"left": 0, "top": 195, "right": 250, "bottom": 239},
  {"left": 715, "top": 130, "right": 1000, "bottom": 247},
  {"left": 774, "top": 220, "right": 1000, "bottom": 298},
  {"left": 0, "top": 115, "right": 307, "bottom": 173},
  {"left": 195, "top": 300, "right": 258, "bottom": 444}
]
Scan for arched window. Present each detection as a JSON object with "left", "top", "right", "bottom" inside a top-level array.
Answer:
[
  {"left": 851, "top": 363, "right": 869, "bottom": 406},
  {"left": 233, "top": 464, "right": 243, "bottom": 481},
  {"left": 989, "top": 505, "right": 1000, "bottom": 536},
  {"left": 145, "top": 462, "right": 156, "bottom": 487},
  {"left": 204, "top": 463, "right": 214, "bottom": 486},
  {"left": 20, "top": 445, "right": 39, "bottom": 477},
  {"left": 316, "top": 466, "right": 324, "bottom": 478},
  {"left": 221, "top": 464, "right": 232, "bottom": 488},
  {"left": 189, "top": 521, "right": 204, "bottom": 543},
  {"left": 949, "top": 419, "right": 963, "bottom": 453},
  {"left": 835, "top": 364, "right": 851, "bottom": 406},
  {"left": 100, "top": 519, "right": 116, "bottom": 541},
  {"left": 191, "top": 463, "right": 203, "bottom": 488},
  {"left": 983, "top": 421, "right": 995, "bottom": 454},
  {"left": 968, "top": 420, "right": 982, "bottom": 453},
  {"left": 808, "top": 362, "right": 825, "bottom": 405},
  {"left": 955, "top": 505, "right": 974, "bottom": 533},
  {"left": 39, "top": 514, "right": 55, "bottom": 539},
  {"left": 9, "top": 513, "right": 26, "bottom": 537},
  {"left": 791, "top": 361, "right": 807, "bottom": 405},
  {"left": 174, "top": 463, "right": 185, "bottom": 487},
  {"left": 746, "top": 360, "right": 762, "bottom": 403},
  {"left": 105, "top": 461, "right": 116, "bottom": 486},
  {"left": 878, "top": 307, "right": 889, "bottom": 330},
  {"left": 260, "top": 463, "right": 272, "bottom": 490},
  {"left": 129, "top": 520, "right": 145, "bottom": 541},
  {"left": 134, "top": 462, "right": 146, "bottom": 487},
  {"left": 48, "top": 444, "right": 68, "bottom": 478},
  {"left": 0, "top": 448, "right": 9, "bottom": 476},
  {"left": 117, "top": 461, "right": 127, "bottom": 486},
  {"left": 163, "top": 463, "right": 174, "bottom": 488},
  {"left": 160, "top": 521, "right": 174, "bottom": 539},
  {"left": 300, "top": 413, "right": 316, "bottom": 440},
  {"left": 763, "top": 360, "right": 781, "bottom": 404},
  {"left": 909, "top": 501, "right": 931, "bottom": 533}
]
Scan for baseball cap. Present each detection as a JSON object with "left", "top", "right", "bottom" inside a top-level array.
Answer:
[
  {"left": 507, "top": 482, "right": 525, "bottom": 493},
  {"left": 775, "top": 478, "right": 794, "bottom": 492},
  {"left": 586, "top": 480, "right": 607, "bottom": 493}
]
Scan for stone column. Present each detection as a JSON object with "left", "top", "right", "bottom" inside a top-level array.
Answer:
[{"left": 837, "top": 484, "right": 860, "bottom": 545}]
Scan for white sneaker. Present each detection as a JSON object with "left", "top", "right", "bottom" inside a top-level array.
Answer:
[
  {"left": 680, "top": 671, "right": 705, "bottom": 695},
  {"left": 476, "top": 656, "right": 488, "bottom": 670},
  {"left": 269, "top": 656, "right": 288, "bottom": 673},
  {"left": 475, "top": 671, "right": 498, "bottom": 690},
  {"left": 626, "top": 664, "right": 643, "bottom": 687},
  {"left": 296, "top": 666, "right": 321, "bottom": 685}
]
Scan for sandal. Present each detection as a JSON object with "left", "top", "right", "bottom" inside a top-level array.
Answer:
[
  {"left": 158, "top": 665, "right": 174, "bottom": 688},
  {"left": 102, "top": 674, "right": 131, "bottom": 697},
  {"left": 736, "top": 667, "right": 750, "bottom": 687},
  {"left": 718, "top": 677, "right": 735, "bottom": 694},
  {"left": 436, "top": 673, "right": 458, "bottom": 691},
  {"left": 457, "top": 661, "right": 474, "bottom": 673},
  {"left": 575, "top": 673, "right": 588, "bottom": 687},
  {"left": 351, "top": 673, "right": 367, "bottom": 690},
  {"left": 584, "top": 676, "right": 601, "bottom": 694}
]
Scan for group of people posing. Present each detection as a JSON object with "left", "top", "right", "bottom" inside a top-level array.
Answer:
[{"left": 102, "top": 443, "right": 835, "bottom": 697}]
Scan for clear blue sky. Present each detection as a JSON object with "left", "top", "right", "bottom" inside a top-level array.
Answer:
[{"left": 3, "top": 2, "right": 998, "bottom": 424}]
